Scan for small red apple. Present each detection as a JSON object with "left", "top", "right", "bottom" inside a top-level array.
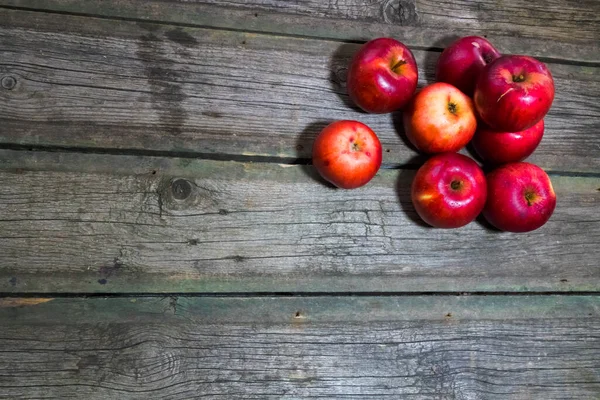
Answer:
[
  {"left": 403, "top": 82, "right": 477, "bottom": 154},
  {"left": 483, "top": 162, "right": 556, "bottom": 232},
  {"left": 472, "top": 119, "right": 544, "bottom": 165},
  {"left": 436, "top": 36, "right": 501, "bottom": 96},
  {"left": 474, "top": 55, "right": 554, "bottom": 132},
  {"left": 411, "top": 153, "right": 487, "bottom": 228},
  {"left": 346, "top": 38, "right": 418, "bottom": 113},
  {"left": 312, "top": 120, "right": 382, "bottom": 189}
]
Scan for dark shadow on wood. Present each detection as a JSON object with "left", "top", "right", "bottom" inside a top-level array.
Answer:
[
  {"left": 391, "top": 111, "right": 427, "bottom": 166},
  {"left": 297, "top": 121, "right": 337, "bottom": 188},
  {"left": 475, "top": 214, "right": 502, "bottom": 233},
  {"left": 329, "top": 42, "right": 365, "bottom": 113},
  {"left": 466, "top": 140, "right": 484, "bottom": 165},
  {"left": 396, "top": 167, "right": 431, "bottom": 228},
  {"left": 299, "top": 165, "right": 337, "bottom": 189}
]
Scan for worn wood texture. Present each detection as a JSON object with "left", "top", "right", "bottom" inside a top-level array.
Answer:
[
  {"left": 0, "top": 295, "right": 599, "bottom": 399},
  {"left": 0, "top": 9, "right": 599, "bottom": 172},
  {"left": 0, "top": 150, "right": 598, "bottom": 293},
  {"left": 1, "top": 0, "right": 598, "bottom": 62}
]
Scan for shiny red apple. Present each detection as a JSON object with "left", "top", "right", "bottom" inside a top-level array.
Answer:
[
  {"left": 474, "top": 55, "right": 554, "bottom": 132},
  {"left": 436, "top": 36, "right": 501, "bottom": 96},
  {"left": 403, "top": 82, "right": 477, "bottom": 154},
  {"left": 483, "top": 162, "right": 556, "bottom": 232},
  {"left": 312, "top": 120, "right": 382, "bottom": 189},
  {"left": 472, "top": 119, "right": 544, "bottom": 165},
  {"left": 347, "top": 38, "right": 418, "bottom": 113},
  {"left": 411, "top": 153, "right": 487, "bottom": 228}
]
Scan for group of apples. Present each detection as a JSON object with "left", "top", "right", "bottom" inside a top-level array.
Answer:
[{"left": 312, "top": 36, "right": 557, "bottom": 232}]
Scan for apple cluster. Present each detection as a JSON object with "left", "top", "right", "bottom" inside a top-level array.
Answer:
[{"left": 312, "top": 37, "right": 557, "bottom": 232}]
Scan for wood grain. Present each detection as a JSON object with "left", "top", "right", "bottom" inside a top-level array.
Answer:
[
  {"left": 1, "top": 0, "right": 598, "bottom": 62},
  {"left": 1, "top": 295, "right": 599, "bottom": 399},
  {"left": 0, "top": 150, "right": 598, "bottom": 293},
  {"left": 0, "top": 9, "right": 599, "bottom": 172}
]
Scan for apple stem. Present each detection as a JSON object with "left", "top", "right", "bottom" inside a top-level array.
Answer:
[
  {"left": 524, "top": 190, "right": 536, "bottom": 206},
  {"left": 447, "top": 102, "right": 458, "bottom": 115},
  {"left": 390, "top": 59, "right": 406, "bottom": 73},
  {"left": 450, "top": 180, "right": 462, "bottom": 190},
  {"left": 513, "top": 74, "right": 526, "bottom": 83}
]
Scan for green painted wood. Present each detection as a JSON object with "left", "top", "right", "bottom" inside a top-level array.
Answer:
[
  {"left": 1, "top": 295, "right": 599, "bottom": 398},
  {"left": 0, "top": 150, "right": 598, "bottom": 293},
  {"left": 0, "top": 9, "right": 599, "bottom": 172},
  {"left": 0, "top": 0, "right": 598, "bottom": 63}
]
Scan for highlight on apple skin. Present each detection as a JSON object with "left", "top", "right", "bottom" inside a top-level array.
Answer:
[
  {"left": 346, "top": 38, "right": 418, "bottom": 114},
  {"left": 474, "top": 55, "right": 555, "bottom": 132},
  {"left": 483, "top": 162, "right": 557, "bottom": 232},
  {"left": 411, "top": 152, "right": 487, "bottom": 229}
]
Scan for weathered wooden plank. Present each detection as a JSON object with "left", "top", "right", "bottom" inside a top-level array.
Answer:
[
  {"left": 0, "top": 10, "right": 599, "bottom": 173},
  {"left": 0, "top": 150, "right": 598, "bottom": 293},
  {"left": 0, "top": 295, "right": 599, "bottom": 398},
  {"left": 1, "top": 0, "right": 598, "bottom": 63}
]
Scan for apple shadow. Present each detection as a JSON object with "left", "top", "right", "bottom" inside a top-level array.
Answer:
[
  {"left": 396, "top": 167, "right": 431, "bottom": 228},
  {"left": 475, "top": 214, "right": 502, "bottom": 233},
  {"left": 297, "top": 121, "right": 337, "bottom": 189},
  {"left": 329, "top": 42, "right": 366, "bottom": 113},
  {"left": 465, "top": 141, "right": 484, "bottom": 164},
  {"left": 390, "top": 110, "right": 428, "bottom": 167}
]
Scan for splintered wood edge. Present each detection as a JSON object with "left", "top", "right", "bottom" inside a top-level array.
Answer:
[{"left": 1, "top": 295, "right": 598, "bottom": 324}]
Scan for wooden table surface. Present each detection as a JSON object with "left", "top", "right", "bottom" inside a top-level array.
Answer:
[{"left": 0, "top": 1, "right": 598, "bottom": 398}]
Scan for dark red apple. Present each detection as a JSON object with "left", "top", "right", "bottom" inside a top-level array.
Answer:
[
  {"left": 312, "top": 120, "right": 382, "bottom": 189},
  {"left": 403, "top": 82, "right": 477, "bottom": 154},
  {"left": 411, "top": 153, "right": 487, "bottom": 228},
  {"left": 436, "top": 36, "right": 501, "bottom": 96},
  {"left": 347, "top": 38, "right": 418, "bottom": 113},
  {"left": 472, "top": 119, "right": 544, "bottom": 165},
  {"left": 474, "top": 55, "right": 554, "bottom": 132},
  {"left": 483, "top": 162, "right": 556, "bottom": 232}
]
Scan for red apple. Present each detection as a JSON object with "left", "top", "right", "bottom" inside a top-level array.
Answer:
[
  {"left": 346, "top": 38, "right": 418, "bottom": 113},
  {"left": 403, "top": 82, "right": 477, "bottom": 154},
  {"left": 474, "top": 55, "right": 554, "bottom": 132},
  {"left": 436, "top": 36, "right": 501, "bottom": 96},
  {"left": 312, "top": 120, "right": 382, "bottom": 189},
  {"left": 483, "top": 162, "right": 556, "bottom": 232},
  {"left": 472, "top": 119, "right": 544, "bottom": 165},
  {"left": 411, "top": 153, "right": 487, "bottom": 228}
]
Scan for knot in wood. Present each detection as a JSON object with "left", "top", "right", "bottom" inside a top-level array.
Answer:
[
  {"left": 382, "top": 0, "right": 418, "bottom": 25},
  {"left": 171, "top": 179, "right": 192, "bottom": 200},
  {"left": 1, "top": 76, "right": 17, "bottom": 90},
  {"left": 334, "top": 66, "right": 348, "bottom": 85}
]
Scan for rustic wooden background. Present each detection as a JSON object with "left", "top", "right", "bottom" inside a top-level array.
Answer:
[{"left": 0, "top": 0, "right": 598, "bottom": 398}]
